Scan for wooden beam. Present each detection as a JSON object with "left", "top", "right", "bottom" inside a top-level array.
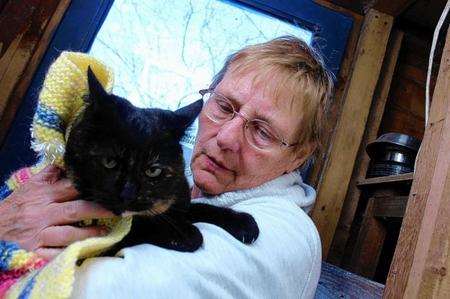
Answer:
[
  {"left": 383, "top": 27, "right": 450, "bottom": 298},
  {"left": 0, "top": 0, "right": 71, "bottom": 146},
  {"left": 324, "top": 1, "right": 365, "bottom": 14},
  {"left": 370, "top": 0, "right": 417, "bottom": 16},
  {"left": 324, "top": 0, "right": 417, "bottom": 16},
  {"left": 308, "top": 3, "right": 363, "bottom": 189},
  {"left": 327, "top": 30, "right": 403, "bottom": 265},
  {"left": 357, "top": 172, "right": 412, "bottom": 187},
  {"left": 311, "top": 9, "right": 393, "bottom": 258},
  {"left": 348, "top": 197, "right": 387, "bottom": 278}
]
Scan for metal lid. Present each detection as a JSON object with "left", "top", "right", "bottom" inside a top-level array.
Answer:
[{"left": 366, "top": 132, "right": 421, "bottom": 158}]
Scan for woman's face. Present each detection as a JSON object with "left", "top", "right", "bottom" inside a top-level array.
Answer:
[{"left": 191, "top": 69, "right": 307, "bottom": 196}]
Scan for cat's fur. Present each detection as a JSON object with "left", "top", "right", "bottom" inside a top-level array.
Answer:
[{"left": 64, "top": 68, "right": 259, "bottom": 252}]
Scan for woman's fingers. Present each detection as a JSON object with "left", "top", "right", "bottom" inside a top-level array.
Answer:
[
  {"left": 0, "top": 165, "right": 114, "bottom": 260},
  {"left": 40, "top": 225, "right": 108, "bottom": 247},
  {"left": 47, "top": 178, "right": 79, "bottom": 203},
  {"left": 48, "top": 200, "right": 115, "bottom": 225}
]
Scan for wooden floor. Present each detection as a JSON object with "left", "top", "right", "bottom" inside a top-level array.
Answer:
[{"left": 315, "top": 262, "right": 384, "bottom": 298}]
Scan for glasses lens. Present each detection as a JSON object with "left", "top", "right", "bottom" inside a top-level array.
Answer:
[
  {"left": 205, "top": 92, "right": 234, "bottom": 122},
  {"left": 246, "top": 120, "right": 278, "bottom": 151}
]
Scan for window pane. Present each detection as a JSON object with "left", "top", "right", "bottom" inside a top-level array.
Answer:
[{"left": 89, "top": 0, "right": 312, "bottom": 147}]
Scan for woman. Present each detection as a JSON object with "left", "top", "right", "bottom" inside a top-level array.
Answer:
[{"left": 0, "top": 36, "right": 333, "bottom": 298}]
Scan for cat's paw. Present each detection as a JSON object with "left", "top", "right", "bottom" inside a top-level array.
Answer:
[
  {"left": 169, "top": 224, "right": 203, "bottom": 252},
  {"left": 224, "top": 212, "right": 259, "bottom": 244}
]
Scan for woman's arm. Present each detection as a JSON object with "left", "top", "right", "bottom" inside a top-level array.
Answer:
[
  {"left": 0, "top": 165, "right": 113, "bottom": 260},
  {"left": 72, "top": 198, "right": 321, "bottom": 299}
]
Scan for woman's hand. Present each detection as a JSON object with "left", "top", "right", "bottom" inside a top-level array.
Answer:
[{"left": 0, "top": 165, "right": 114, "bottom": 260}]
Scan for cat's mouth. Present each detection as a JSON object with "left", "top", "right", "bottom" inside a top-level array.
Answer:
[{"left": 120, "top": 199, "right": 175, "bottom": 217}]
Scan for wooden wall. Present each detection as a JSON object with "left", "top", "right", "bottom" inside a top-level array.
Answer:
[
  {"left": 0, "top": 0, "right": 71, "bottom": 146},
  {"left": 384, "top": 27, "right": 450, "bottom": 299},
  {"left": 379, "top": 31, "right": 428, "bottom": 139},
  {"left": 325, "top": 0, "right": 446, "bottom": 284}
]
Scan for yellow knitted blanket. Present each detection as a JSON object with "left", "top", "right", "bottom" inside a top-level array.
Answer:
[{"left": 6, "top": 52, "right": 133, "bottom": 299}]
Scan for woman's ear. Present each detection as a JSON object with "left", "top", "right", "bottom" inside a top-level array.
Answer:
[{"left": 285, "top": 142, "right": 316, "bottom": 173}]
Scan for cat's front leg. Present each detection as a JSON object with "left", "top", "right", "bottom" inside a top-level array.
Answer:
[
  {"left": 119, "top": 215, "right": 203, "bottom": 252},
  {"left": 188, "top": 203, "right": 259, "bottom": 244}
]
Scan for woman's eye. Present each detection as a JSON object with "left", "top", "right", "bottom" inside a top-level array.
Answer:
[
  {"left": 102, "top": 157, "right": 117, "bottom": 169},
  {"left": 146, "top": 166, "right": 162, "bottom": 178},
  {"left": 255, "top": 126, "right": 272, "bottom": 141},
  {"left": 216, "top": 100, "right": 233, "bottom": 114}
]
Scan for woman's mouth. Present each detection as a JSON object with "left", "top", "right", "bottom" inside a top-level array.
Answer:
[{"left": 204, "top": 155, "right": 231, "bottom": 172}]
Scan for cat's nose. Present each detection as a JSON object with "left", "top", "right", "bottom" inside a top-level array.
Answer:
[{"left": 120, "top": 181, "right": 137, "bottom": 201}]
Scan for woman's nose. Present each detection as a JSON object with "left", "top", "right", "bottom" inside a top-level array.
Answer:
[{"left": 216, "top": 116, "right": 245, "bottom": 152}]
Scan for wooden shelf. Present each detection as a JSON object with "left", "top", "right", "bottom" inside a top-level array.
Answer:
[{"left": 357, "top": 172, "right": 413, "bottom": 187}]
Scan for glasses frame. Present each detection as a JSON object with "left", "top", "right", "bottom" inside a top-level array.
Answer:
[{"left": 199, "top": 89, "right": 298, "bottom": 150}]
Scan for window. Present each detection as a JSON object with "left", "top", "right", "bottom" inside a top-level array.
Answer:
[
  {"left": 89, "top": 0, "right": 313, "bottom": 147},
  {"left": 89, "top": 0, "right": 312, "bottom": 110}
]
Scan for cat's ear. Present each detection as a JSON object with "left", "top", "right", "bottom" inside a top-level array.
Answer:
[
  {"left": 174, "top": 99, "right": 203, "bottom": 128},
  {"left": 170, "top": 99, "right": 203, "bottom": 138},
  {"left": 86, "top": 66, "right": 108, "bottom": 104}
]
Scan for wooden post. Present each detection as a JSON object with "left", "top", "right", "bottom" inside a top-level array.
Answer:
[
  {"left": 348, "top": 197, "right": 387, "bottom": 278},
  {"left": 384, "top": 27, "right": 450, "bottom": 298},
  {"left": 328, "top": 30, "right": 403, "bottom": 265},
  {"left": 311, "top": 9, "right": 393, "bottom": 258},
  {"left": 308, "top": 2, "right": 363, "bottom": 190}
]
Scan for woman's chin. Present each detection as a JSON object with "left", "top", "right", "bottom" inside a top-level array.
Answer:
[{"left": 192, "top": 169, "right": 226, "bottom": 196}]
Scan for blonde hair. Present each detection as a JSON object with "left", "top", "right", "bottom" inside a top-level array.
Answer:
[{"left": 210, "top": 36, "right": 334, "bottom": 156}]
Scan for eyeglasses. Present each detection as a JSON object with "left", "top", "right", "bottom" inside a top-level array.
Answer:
[{"left": 199, "top": 89, "right": 298, "bottom": 152}]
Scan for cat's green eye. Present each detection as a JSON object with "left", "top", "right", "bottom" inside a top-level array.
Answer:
[
  {"left": 102, "top": 157, "right": 117, "bottom": 169},
  {"left": 146, "top": 166, "right": 162, "bottom": 178}
]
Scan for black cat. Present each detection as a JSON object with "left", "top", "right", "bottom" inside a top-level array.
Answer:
[{"left": 64, "top": 67, "right": 259, "bottom": 252}]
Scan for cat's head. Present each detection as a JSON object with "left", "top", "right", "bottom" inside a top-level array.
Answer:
[{"left": 64, "top": 67, "right": 203, "bottom": 216}]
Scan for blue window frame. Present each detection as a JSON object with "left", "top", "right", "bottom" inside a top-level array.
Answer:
[
  {"left": 236, "top": 0, "right": 353, "bottom": 76},
  {"left": 0, "top": 0, "right": 352, "bottom": 183}
]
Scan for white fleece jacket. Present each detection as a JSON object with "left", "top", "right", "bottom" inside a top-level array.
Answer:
[{"left": 71, "top": 171, "right": 322, "bottom": 299}]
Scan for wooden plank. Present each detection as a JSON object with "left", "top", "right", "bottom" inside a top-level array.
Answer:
[
  {"left": 370, "top": 0, "right": 417, "bottom": 16},
  {"left": 307, "top": 3, "right": 363, "bottom": 189},
  {"left": 311, "top": 9, "right": 393, "bottom": 258},
  {"left": 379, "top": 32, "right": 433, "bottom": 141},
  {"left": 0, "top": 1, "right": 8, "bottom": 14},
  {"left": 383, "top": 27, "right": 450, "bottom": 299},
  {"left": 325, "top": 1, "right": 365, "bottom": 14},
  {"left": 325, "top": 0, "right": 417, "bottom": 16},
  {"left": 403, "top": 25, "right": 450, "bottom": 298},
  {"left": 315, "top": 262, "right": 384, "bottom": 299},
  {"left": 372, "top": 196, "right": 408, "bottom": 218},
  {"left": 357, "top": 172, "right": 413, "bottom": 187},
  {"left": 0, "top": 0, "right": 71, "bottom": 146},
  {"left": 348, "top": 198, "right": 387, "bottom": 278},
  {"left": 0, "top": 0, "right": 39, "bottom": 96},
  {"left": 327, "top": 30, "right": 404, "bottom": 265}
]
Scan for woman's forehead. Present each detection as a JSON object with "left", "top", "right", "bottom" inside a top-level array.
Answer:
[{"left": 217, "top": 68, "right": 300, "bottom": 113}]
